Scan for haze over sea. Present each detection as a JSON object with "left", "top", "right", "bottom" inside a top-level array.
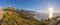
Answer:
[{"left": 35, "top": 13, "right": 60, "bottom": 20}]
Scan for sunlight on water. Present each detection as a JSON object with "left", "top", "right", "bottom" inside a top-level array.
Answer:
[{"left": 49, "top": 7, "right": 53, "bottom": 19}]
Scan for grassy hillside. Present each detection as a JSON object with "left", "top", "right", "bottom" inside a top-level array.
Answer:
[{"left": 1, "top": 6, "right": 48, "bottom": 25}]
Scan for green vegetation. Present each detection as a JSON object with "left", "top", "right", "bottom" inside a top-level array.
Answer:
[{"left": 1, "top": 6, "right": 48, "bottom": 25}]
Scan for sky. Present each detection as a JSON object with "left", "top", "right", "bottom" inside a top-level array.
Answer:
[{"left": 0, "top": 0, "right": 60, "bottom": 13}]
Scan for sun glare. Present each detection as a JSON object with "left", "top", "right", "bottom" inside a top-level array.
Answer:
[{"left": 49, "top": 7, "right": 53, "bottom": 19}]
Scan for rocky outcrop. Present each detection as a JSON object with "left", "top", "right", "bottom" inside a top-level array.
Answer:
[
  {"left": 50, "top": 18, "right": 60, "bottom": 25},
  {"left": 0, "top": 6, "right": 3, "bottom": 20}
]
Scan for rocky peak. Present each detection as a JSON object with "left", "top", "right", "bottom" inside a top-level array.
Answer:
[
  {"left": 0, "top": 6, "right": 3, "bottom": 20},
  {"left": 7, "top": 5, "right": 12, "bottom": 7}
]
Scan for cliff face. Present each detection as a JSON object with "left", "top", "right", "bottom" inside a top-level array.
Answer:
[{"left": 0, "top": 6, "right": 3, "bottom": 20}]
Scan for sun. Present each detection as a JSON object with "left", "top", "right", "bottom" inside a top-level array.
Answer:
[{"left": 49, "top": 7, "right": 53, "bottom": 19}]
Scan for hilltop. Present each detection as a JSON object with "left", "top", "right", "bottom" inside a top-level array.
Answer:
[{"left": 0, "top": 5, "right": 48, "bottom": 25}]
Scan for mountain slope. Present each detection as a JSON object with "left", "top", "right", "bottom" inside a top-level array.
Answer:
[{"left": 1, "top": 5, "right": 48, "bottom": 25}]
